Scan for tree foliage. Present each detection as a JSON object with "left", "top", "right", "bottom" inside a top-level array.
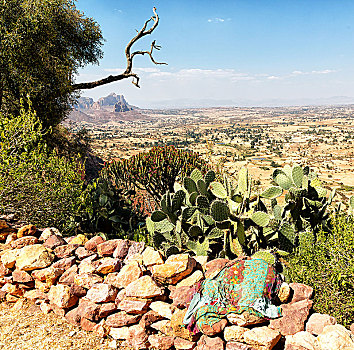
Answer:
[{"left": 0, "top": 0, "right": 104, "bottom": 127}]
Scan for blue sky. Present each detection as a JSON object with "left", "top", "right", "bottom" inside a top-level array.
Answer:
[{"left": 76, "top": 0, "right": 354, "bottom": 107}]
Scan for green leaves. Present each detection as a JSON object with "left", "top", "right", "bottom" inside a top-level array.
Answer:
[
  {"left": 251, "top": 211, "right": 270, "bottom": 227},
  {"left": 209, "top": 181, "right": 227, "bottom": 199},
  {"left": 260, "top": 186, "right": 283, "bottom": 199}
]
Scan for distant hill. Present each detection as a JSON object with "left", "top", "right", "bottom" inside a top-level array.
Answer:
[{"left": 69, "top": 93, "right": 148, "bottom": 123}]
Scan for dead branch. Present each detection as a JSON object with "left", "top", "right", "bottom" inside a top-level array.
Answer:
[{"left": 72, "top": 7, "right": 167, "bottom": 90}]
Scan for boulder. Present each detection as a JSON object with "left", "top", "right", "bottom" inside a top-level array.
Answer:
[
  {"left": 17, "top": 224, "right": 37, "bottom": 238},
  {"left": 150, "top": 301, "right": 175, "bottom": 319},
  {"left": 74, "top": 273, "right": 103, "bottom": 289},
  {"left": 16, "top": 245, "right": 54, "bottom": 271},
  {"left": 65, "top": 307, "right": 81, "bottom": 327},
  {"left": 70, "top": 234, "right": 88, "bottom": 246},
  {"left": 98, "top": 302, "right": 117, "bottom": 318},
  {"left": 97, "top": 239, "right": 121, "bottom": 257},
  {"left": 124, "top": 241, "right": 145, "bottom": 262},
  {"left": 170, "top": 285, "right": 196, "bottom": 308},
  {"left": 109, "top": 326, "right": 130, "bottom": 340},
  {"left": 106, "top": 261, "right": 142, "bottom": 289},
  {"left": 48, "top": 284, "right": 78, "bottom": 308},
  {"left": 314, "top": 324, "right": 354, "bottom": 350},
  {"left": 142, "top": 246, "right": 164, "bottom": 267},
  {"left": 148, "top": 334, "right": 175, "bottom": 350},
  {"left": 204, "top": 258, "right": 229, "bottom": 279},
  {"left": 10, "top": 236, "right": 38, "bottom": 249},
  {"left": 39, "top": 227, "right": 62, "bottom": 241},
  {"left": 224, "top": 326, "right": 248, "bottom": 342},
  {"left": 106, "top": 311, "right": 141, "bottom": 327},
  {"left": 78, "top": 255, "right": 98, "bottom": 274},
  {"left": 84, "top": 236, "right": 105, "bottom": 252},
  {"left": 196, "top": 335, "right": 225, "bottom": 350},
  {"left": 75, "top": 247, "right": 94, "bottom": 260},
  {"left": 86, "top": 283, "right": 117, "bottom": 303},
  {"left": 52, "top": 256, "right": 76, "bottom": 270},
  {"left": 54, "top": 244, "right": 79, "bottom": 258},
  {"left": 285, "top": 331, "right": 316, "bottom": 350},
  {"left": 289, "top": 283, "right": 314, "bottom": 304},
  {"left": 118, "top": 298, "right": 151, "bottom": 315},
  {"left": 43, "top": 235, "right": 66, "bottom": 250},
  {"left": 139, "top": 310, "right": 164, "bottom": 329},
  {"left": 243, "top": 326, "right": 281, "bottom": 350},
  {"left": 12, "top": 269, "right": 33, "bottom": 283},
  {"left": 225, "top": 342, "right": 256, "bottom": 350},
  {"left": 95, "top": 257, "right": 120, "bottom": 274},
  {"left": 126, "top": 324, "right": 149, "bottom": 349},
  {"left": 58, "top": 264, "right": 78, "bottom": 285},
  {"left": 171, "top": 309, "right": 197, "bottom": 341},
  {"left": 174, "top": 337, "right": 197, "bottom": 350},
  {"left": 1, "top": 249, "right": 21, "bottom": 268},
  {"left": 113, "top": 239, "right": 130, "bottom": 259},
  {"left": 176, "top": 270, "right": 204, "bottom": 289},
  {"left": 125, "top": 275, "right": 164, "bottom": 299},
  {"left": 306, "top": 313, "right": 337, "bottom": 336}
]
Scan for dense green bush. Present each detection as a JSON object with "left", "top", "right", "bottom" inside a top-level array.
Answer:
[
  {"left": 0, "top": 105, "right": 85, "bottom": 232},
  {"left": 287, "top": 215, "right": 354, "bottom": 327}
]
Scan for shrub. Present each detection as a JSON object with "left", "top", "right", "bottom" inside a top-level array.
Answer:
[
  {"left": 286, "top": 215, "right": 354, "bottom": 327},
  {"left": 0, "top": 104, "right": 84, "bottom": 232}
]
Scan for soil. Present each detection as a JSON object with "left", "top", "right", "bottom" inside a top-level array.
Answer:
[{"left": 0, "top": 300, "right": 117, "bottom": 350}]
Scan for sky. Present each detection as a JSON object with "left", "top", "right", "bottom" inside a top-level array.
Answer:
[{"left": 76, "top": 0, "right": 354, "bottom": 108}]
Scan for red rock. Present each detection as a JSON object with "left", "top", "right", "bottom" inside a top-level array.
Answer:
[
  {"left": 32, "top": 266, "right": 64, "bottom": 285},
  {"left": 171, "top": 309, "right": 198, "bottom": 341},
  {"left": 48, "top": 284, "right": 78, "bottom": 308},
  {"left": 50, "top": 303, "right": 66, "bottom": 317},
  {"left": 113, "top": 239, "right": 130, "bottom": 259},
  {"left": 118, "top": 298, "right": 151, "bottom": 314},
  {"left": 306, "top": 313, "right": 337, "bottom": 335},
  {"left": 225, "top": 342, "right": 256, "bottom": 350},
  {"left": 54, "top": 244, "right": 79, "bottom": 258},
  {"left": 170, "top": 286, "right": 196, "bottom": 309},
  {"left": 115, "top": 288, "right": 126, "bottom": 305},
  {"left": 43, "top": 235, "right": 66, "bottom": 250},
  {"left": 92, "top": 319, "right": 110, "bottom": 338},
  {"left": 126, "top": 324, "right": 148, "bottom": 349},
  {"left": 289, "top": 283, "right": 313, "bottom": 304},
  {"left": 125, "top": 276, "right": 163, "bottom": 299},
  {"left": 78, "top": 255, "right": 98, "bottom": 274},
  {"left": 75, "top": 247, "right": 94, "bottom": 260},
  {"left": 6, "top": 294, "right": 19, "bottom": 303},
  {"left": 175, "top": 337, "right": 197, "bottom": 350},
  {"left": 74, "top": 273, "right": 103, "bottom": 289},
  {"left": 351, "top": 323, "right": 354, "bottom": 335},
  {"left": 95, "top": 257, "right": 121, "bottom": 274},
  {"left": 1, "top": 282, "right": 23, "bottom": 296},
  {"left": 77, "top": 298, "right": 100, "bottom": 321},
  {"left": 106, "top": 261, "right": 142, "bottom": 289},
  {"left": 204, "top": 258, "right": 229, "bottom": 279},
  {"left": 0, "top": 290, "right": 6, "bottom": 301},
  {"left": 139, "top": 310, "right": 163, "bottom": 329},
  {"left": 97, "top": 240, "right": 121, "bottom": 257},
  {"left": 70, "top": 284, "right": 86, "bottom": 298},
  {"left": 58, "top": 265, "right": 78, "bottom": 285},
  {"left": 269, "top": 299, "right": 313, "bottom": 336},
  {"left": 39, "top": 301, "right": 53, "bottom": 314},
  {"left": 285, "top": 331, "right": 316, "bottom": 350},
  {"left": 52, "top": 256, "right": 76, "bottom": 270},
  {"left": 196, "top": 335, "right": 225, "bottom": 350},
  {"left": 86, "top": 283, "right": 117, "bottom": 303},
  {"left": 149, "top": 334, "right": 175, "bottom": 350},
  {"left": 65, "top": 307, "right": 81, "bottom": 326},
  {"left": 84, "top": 236, "right": 105, "bottom": 252},
  {"left": 17, "top": 224, "right": 37, "bottom": 238},
  {"left": 98, "top": 302, "right": 117, "bottom": 318},
  {"left": 11, "top": 236, "right": 38, "bottom": 249},
  {"left": 0, "top": 263, "right": 10, "bottom": 278},
  {"left": 81, "top": 317, "right": 97, "bottom": 332},
  {"left": 39, "top": 227, "right": 61, "bottom": 242},
  {"left": 106, "top": 311, "right": 141, "bottom": 327},
  {"left": 24, "top": 289, "right": 48, "bottom": 302},
  {"left": 35, "top": 279, "right": 52, "bottom": 293},
  {"left": 124, "top": 241, "right": 145, "bottom": 262},
  {"left": 12, "top": 269, "right": 33, "bottom": 283}
]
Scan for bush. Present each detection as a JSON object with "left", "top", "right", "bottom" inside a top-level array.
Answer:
[
  {"left": 0, "top": 104, "right": 85, "bottom": 232},
  {"left": 287, "top": 215, "right": 354, "bottom": 327}
]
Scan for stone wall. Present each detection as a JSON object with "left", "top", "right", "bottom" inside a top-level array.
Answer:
[{"left": 0, "top": 221, "right": 353, "bottom": 350}]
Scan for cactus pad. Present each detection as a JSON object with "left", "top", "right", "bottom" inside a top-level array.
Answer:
[
  {"left": 260, "top": 186, "right": 283, "bottom": 199},
  {"left": 275, "top": 173, "right": 292, "bottom": 190},
  {"left": 151, "top": 210, "right": 167, "bottom": 222},
  {"left": 292, "top": 166, "right": 304, "bottom": 188},
  {"left": 184, "top": 177, "right": 197, "bottom": 194},
  {"left": 172, "top": 190, "right": 186, "bottom": 212},
  {"left": 196, "top": 195, "right": 210, "bottom": 209},
  {"left": 237, "top": 167, "right": 248, "bottom": 193},
  {"left": 204, "top": 170, "right": 216, "bottom": 185},
  {"left": 211, "top": 200, "right": 230, "bottom": 221},
  {"left": 190, "top": 168, "right": 203, "bottom": 183},
  {"left": 209, "top": 181, "right": 227, "bottom": 199}
]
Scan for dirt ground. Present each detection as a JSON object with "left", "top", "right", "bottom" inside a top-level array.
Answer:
[{"left": 0, "top": 300, "right": 116, "bottom": 350}]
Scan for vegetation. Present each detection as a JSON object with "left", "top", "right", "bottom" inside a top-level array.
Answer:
[
  {"left": 287, "top": 215, "right": 354, "bottom": 327},
  {"left": 0, "top": 104, "right": 84, "bottom": 232}
]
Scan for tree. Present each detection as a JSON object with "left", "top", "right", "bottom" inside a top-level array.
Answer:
[{"left": 0, "top": 1, "right": 164, "bottom": 128}]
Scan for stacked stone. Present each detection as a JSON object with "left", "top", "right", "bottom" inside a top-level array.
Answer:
[{"left": 0, "top": 223, "right": 353, "bottom": 350}]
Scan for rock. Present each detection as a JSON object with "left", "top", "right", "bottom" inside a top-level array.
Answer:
[
  {"left": 17, "top": 224, "right": 37, "bottom": 238},
  {"left": 70, "top": 284, "right": 87, "bottom": 298},
  {"left": 5, "top": 233, "right": 17, "bottom": 244},
  {"left": 12, "top": 269, "right": 33, "bottom": 283},
  {"left": 139, "top": 310, "right": 163, "bottom": 329},
  {"left": 81, "top": 317, "right": 96, "bottom": 332},
  {"left": 35, "top": 279, "right": 52, "bottom": 293},
  {"left": 65, "top": 307, "right": 81, "bottom": 326},
  {"left": 196, "top": 335, "right": 224, "bottom": 350},
  {"left": 175, "top": 337, "right": 197, "bottom": 350},
  {"left": 150, "top": 301, "right": 175, "bottom": 319},
  {"left": 124, "top": 252, "right": 143, "bottom": 265},
  {"left": 77, "top": 298, "right": 100, "bottom": 321},
  {"left": 1, "top": 282, "right": 23, "bottom": 296},
  {"left": 109, "top": 326, "right": 130, "bottom": 340},
  {"left": 70, "top": 234, "right": 88, "bottom": 246},
  {"left": 78, "top": 255, "right": 98, "bottom": 274},
  {"left": 171, "top": 309, "right": 197, "bottom": 341},
  {"left": 314, "top": 324, "right": 354, "bottom": 350},
  {"left": 289, "top": 283, "right": 313, "bottom": 304},
  {"left": 0, "top": 220, "right": 9, "bottom": 230},
  {"left": 84, "top": 236, "right": 105, "bottom": 252},
  {"left": 106, "top": 261, "right": 142, "bottom": 289},
  {"left": 124, "top": 241, "right": 145, "bottom": 262},
  {"left": 227, "top": 312, "right": 265, "bottom": 327},
  {"left": 285, "top": 331, "right": 316, "bottom": 350},
  {"left": 126, "top": 324, "right": 148, "bottom": 349},
  {"left": 6, "top": 294, "right": 20, "bottom": 303},
  {"left": 32, "top": 266, "right": 64, "bottom": 284},
  {"left": 113, "top": 239, "right": 130, "bottom": 259},
  {"left": 150, "top": 320, "right": 174, "bottom": 335},
  {"left": 10, "top": 236, "right": 38, "bottom": 249},
  {"left": 142, "top": 247, "right": 164, "bottom": 267},
  {"left": 74, "top": 273, "right": 103, "bottom": 289},
  {"left": 306, "top": 313, "right": 337, "bottom": 336},
  {"left": 95, "top": 257, "right": 121, "bottom": 274},
  {"left": 43, "top": 235, "right": 66, "bottom": 250},
  {"left": 225, "top": 342, "right": 256, "bottom": 350},
  {"left": 97, "top": 240, "right": 121, "bottom": 257},
  {"left": 204, "top": 258, "right": 229, "bottom": 279},
  {"left": 148, "top": 334, "right": 175, "bottom": 350},
  {"left": 0, "top": 263, "right": 10, "bottom": 278},
  {"left": 98, "top": 302, "right": 117, "bottom": 318},
  {"left": 106, "top": 311, "right": 141, "bottom": 327},
  {"left": 39, "top": 227, "right": 62, "bottom": 241},
  {"left": 24, "top": 289, "right": 48, "bottom": 302},
  {"left": 92, "top": 319, "right": 110, "bottom": 338},
  {"left": 86, "top": 283, "right": 117, "bottom": 303},
  {"left": 1, "top": 249, "right": 21, "bottom": 268},
  {"left": 176, "top": 270, "right": 204, "bottom": 288},
  {"left": 115, "top": 288, "right": 126, "bottom": 305},
  {"left": 52, "top": 256, "right": 76, "bottom": 270},
  {"left": 269, "top": 299, "right": 313, "bottom": 336},
  {"left": 170, "top": 286, "right": 196, "bottom": 308},
  {"left": 54, "top": 244, "right": 79, "bottom": 259},
  {"left": 75, "top": 247, "right": 94, "bottom": 260},
  {"left": 224, "top": 326, "right": 248, "bottom": 342},
  {"left": 125, "top": 275, "right": 164, "bottom": 299},
  {"left": 48, "top": 284, "right": 78, "bottom": 308},
  {"left": 118, "top": 298, "right": 151, "bottom": 314},
  {"left": 192, "top": 256, "right": 209, "bottom": 267},
  {"left": 16, "top": 245, "right": 54, "bottom": 271},
  {"left": 58, "top": 265, "right": 78, "bottom": 285},
  {"left": 152, "top": 254, "right": 196, "bottom": 284},
  {"left": 39, "top": 301, "right": 53, "bottom": 314},
  {"left": 243, "top": 326, "right": 281, "bottom": 350}
]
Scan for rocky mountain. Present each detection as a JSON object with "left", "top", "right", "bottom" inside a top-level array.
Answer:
[{"left": 69, "top": 93, "right": 146, "bottom": 124}]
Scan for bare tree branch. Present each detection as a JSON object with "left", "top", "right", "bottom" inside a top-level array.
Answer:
[{"left": 72, "top": 7, "right": 167, "bottom": 90}]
